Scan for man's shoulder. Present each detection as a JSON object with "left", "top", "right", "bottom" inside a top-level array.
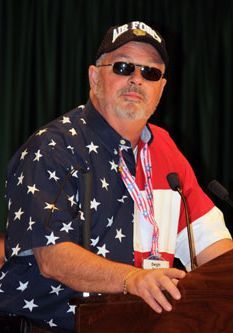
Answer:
[
  {"left": 20, "top": 105, "right": 86, "bottom": 150},
  {"left": 148, "top": 123, "right": 173, "bottom": 143},
  {"left": 148, "top": 123, "right": 184, "bottom": 160},
  {"left": 7, "top": 104, "right": 89, "bottom": 175},
  {"left": 39, "top": 104, "right": 85, "bottom": 136}
]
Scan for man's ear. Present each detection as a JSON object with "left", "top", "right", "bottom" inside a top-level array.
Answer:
[
  {"left": 159, "top": 77, "right": 167, "bottom": 99},
  {"left": 88, "top": 65, "right": 98, "bottom": 91}
]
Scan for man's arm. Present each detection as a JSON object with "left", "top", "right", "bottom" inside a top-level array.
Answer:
[
  {"left": 196, "top": 238, "right": 233, "bottom": 266},
  {"left": 33, "top": 243, "right": 186, "bottom": 313}
]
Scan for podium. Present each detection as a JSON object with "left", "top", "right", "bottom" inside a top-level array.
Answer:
[{"left": 71, "top": 249, "right": 233, "bottom": 332}]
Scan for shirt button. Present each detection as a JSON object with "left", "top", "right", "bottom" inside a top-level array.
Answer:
[{"left": 120, "top": 139, "right": 126, "bottom": 145}]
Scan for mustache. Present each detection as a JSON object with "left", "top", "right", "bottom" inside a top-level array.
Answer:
[{"left": 119, "top": 85, "right": 146, "bottom": 100}]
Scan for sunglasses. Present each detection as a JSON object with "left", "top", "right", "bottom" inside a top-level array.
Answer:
[{"left": 96, "top": 62, "right": 164, "bottom": 81}]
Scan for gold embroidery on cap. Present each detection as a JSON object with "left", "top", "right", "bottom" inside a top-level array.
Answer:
[{"left": 133, "top": 29, "right": 146, "bottom": 36}]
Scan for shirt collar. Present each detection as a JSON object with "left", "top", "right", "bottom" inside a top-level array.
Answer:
[
  {"left": 83, "top": 100, "right": 153, "bottom": 155},
  {"left": 140, "top": 125, "right": 152, "bottom": 144}
]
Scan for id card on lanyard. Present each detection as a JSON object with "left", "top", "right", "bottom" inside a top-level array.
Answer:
[{"left": 119, "top": 143, "right": 169, "bottom": 269}]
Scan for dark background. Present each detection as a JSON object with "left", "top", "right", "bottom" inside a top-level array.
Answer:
[{"left": 1, "top": 0, "right": 233, "bottom": 234}]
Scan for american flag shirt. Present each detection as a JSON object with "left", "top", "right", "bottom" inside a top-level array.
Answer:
[{"left": 0, "top": 100, "right": 231, "bottom": 332}]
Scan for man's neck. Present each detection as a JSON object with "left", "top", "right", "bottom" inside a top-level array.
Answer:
[
  {"left": 109, "top": 119, "right": 144, "bottom": 149},
  {"left": 91, "top": 96, "right": 146, "bottom": 149}
]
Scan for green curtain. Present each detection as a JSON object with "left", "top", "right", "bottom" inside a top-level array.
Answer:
[{"left": 1, "top": 0, "right": 233, "bottom": 232}]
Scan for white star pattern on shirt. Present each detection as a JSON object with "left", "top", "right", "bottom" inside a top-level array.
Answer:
[
  {"left": 11, "top": 243, "right": 21, "bottom": 256},
  {"left": 0, "top": 284, "right": 4, "bottom": 293},
  {"left": 0, "top": 272, "right": 7, "bottom": 280},
  {"left": 17, "top": 172, "right": 24, "bottom": 185},
  {"left": 27, "top": 217, "right": 36, "bottom": 231},
  {"left": 36, "top": 129, "right": 47, "bottom": 136},
  {"left": 80, "top": 118, "right": 86, "bottom": 124},
  {"left": 8, "top": 198, "right": 12, "bottom": 210},
  {"left": 47, "top": 170, "right": 60, "bottom": 182},
  {"left": 33, "top": 149, "right": 43, "bottom": 162},
  {"left": 5, "top": 103, "right": 143, "bottom": 330},
  {"left": 67, "top": 304, "right": 76, "bottom": 314},
  {"left": 69, "top": 128, "right": 77, "bottom": 136},
  {"left": 47, "top": 319, "right": 57, "bottom": 328},
  {"left": 50, "top": 284, "right": 64, "bottom": 296},
  {"left": 119, "top": 145, "right": 131, "bottom": 152},
  {"left": 68, "top": 195, "right": 77, "bottom": 207},
  {"left": 86, "top": 142, "right": 99, "bottom": 153},
  {"left": 20, "top": 149, "right": 28, "bottom": 160},
  {"left": 45, "top": 232, "right": 60, "bottom": 245},
  {"left": 17, "top": 281, "right": 29, "bottom": 291},
  {"left": 115, "top": 229, "right": 126, "bottom": 242},
  {"left": 109, "top": 160, "right": 118, "bottom": 172},
  {"left": 23, "top": 299, "right": 39, "bottom": 312},
  {"left": 90, "top": 198, "right": 101, "bottom": 211},
  {"left": 48, "top": 139, "right": 56, "bottom": 147},
  {"left": 100, "top": 178, "right": 109, "bottom": 190},
  {"left": 27, "top": 184, "right": 39, "bottom": 195},
  {"left": 70, "top": 165, "right": 78, "bottom": 178},
  {"left": 14, "top": 207, "right": 24, "bottom": 221},
  {"left": 117, "top": 195, "right": 128, "bottom": 203},
  {"left": 97, "top": 244, "right": 110, "bottom": 257},
  {"left": 106, "top": 216, "right": 114, "bottom": 227},
  {"left": 61, "top": 116, "right": 71, "bottom": 124},
  {"left": 67, "top": 145, "right": 75, "bottom": 154},
  {"left": 90, "top": 236, "right": 99, "bottom": 247},
  {"left": 79, "top": 210, "right": 85, "bottom": 220},
  {"left": 131, "top": 213, "right": 134, "bottom": 223},
  {"left": 60, "top": 222, "right": 74, "bottom": 233},
  {"left": 44, "top": 202, "right": 59, "bottom": 212}
]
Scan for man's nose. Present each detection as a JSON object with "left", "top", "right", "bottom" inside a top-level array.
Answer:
[{"left": 128, "top": 67, "right": 143, "bottom": 85}]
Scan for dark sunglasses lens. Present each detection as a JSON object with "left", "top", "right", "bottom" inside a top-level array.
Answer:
[
  {"left": 113, "top": 62, "right": 163, "bottom": 81},
  {"left": 141, "top": 67, "right": 162, "bottom": 81},
  {"left": 113, "top": 62, "right": 134, "bottom": 76}
]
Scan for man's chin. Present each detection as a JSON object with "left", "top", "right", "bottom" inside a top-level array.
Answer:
[
  {"left": 115, "top": 108, "right": 148, "bottom": 121},
  {"left": 119, "top": 101, "right": 142, "bottom": 111}
]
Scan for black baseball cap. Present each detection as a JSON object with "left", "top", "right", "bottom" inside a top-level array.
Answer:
[{"left": 96, "top": 21, "right": 169, "bottom": 67}]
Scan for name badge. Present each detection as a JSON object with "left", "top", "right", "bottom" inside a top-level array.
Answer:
[{"left": 143, "top": 255, "right": 169, "bottom": 269}]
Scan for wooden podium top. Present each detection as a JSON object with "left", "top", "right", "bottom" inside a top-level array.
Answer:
[{"left": 71, "top": 249, "right": 233, "bottom": 333}]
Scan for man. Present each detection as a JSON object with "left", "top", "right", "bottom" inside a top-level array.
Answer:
[{"left": 1, "top": 21, "right": 232, "bottom": 332}]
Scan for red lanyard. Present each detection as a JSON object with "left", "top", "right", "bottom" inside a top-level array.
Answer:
[{"left": 119, "top": 143, "right": 159, "bottom": 256}]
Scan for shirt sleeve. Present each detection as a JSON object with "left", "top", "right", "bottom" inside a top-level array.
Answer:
[
  {"left": 5, "top": 134, "right": 86, "bottom": 259},
  {"left": 175, "top": 206, "right": 232, "bottom": 271}
]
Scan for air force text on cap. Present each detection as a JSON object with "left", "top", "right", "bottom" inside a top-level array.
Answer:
[{"left": 112, "top": 21, "right": 162, "bottom": 43}]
